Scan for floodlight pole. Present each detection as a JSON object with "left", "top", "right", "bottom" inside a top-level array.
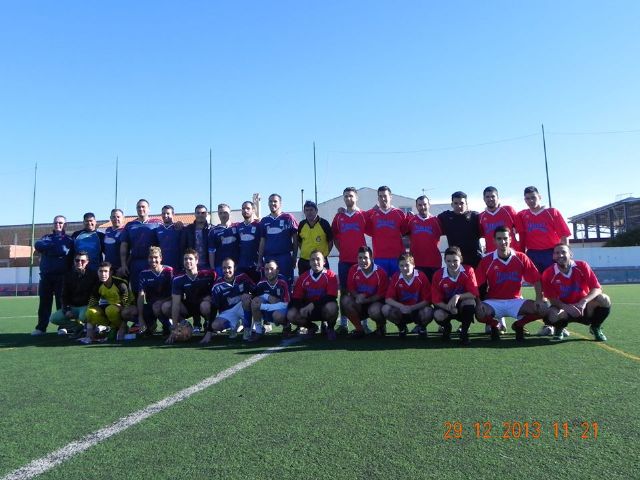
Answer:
[
  {"left": 114, "top": 156, "right": 119, "bottom": 209},
  {"left": 301, "top": 189, "right": 304, "bottom": 211},
  {"left": 542, "top": 124, "right": 552, "bottom": 207},
  {"left": 313, "top": 142, "right": 318, "bottom": 204},
  {"left": 209, "top": 148, "right": 213, "bottom": 214},
  {"left": 28, "top": 162, "right": 37, "bottom": 289}
]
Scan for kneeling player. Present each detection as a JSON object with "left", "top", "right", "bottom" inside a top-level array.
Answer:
[
  {"left": 431, "top": 246, "right": 479, "bottom": 345},
  {"left": 542, "top": 244, "right": 611, "bottom": 341},
  {"left": 475, "top": 226, "right": 547, "bottom": 341},
  {"left": 82, "top": 262, "right": 132, "bottom": 343},
  {"left": 167, "top": 249, "right": 217, "bottom": 344},
  {"left": 200, "top": 258, "right": 255, "bottom": 344},
  {"left": 381, "top": 253, "right": 433, "bottom": 337},
  {"left": 287, "top": 250, "right": 339, "bottom": 340},
  {"left": 250, "top": 260, "right": 290, "bottom": 340},
  {"left": 341, "top": 246, "right": 388, "bottom": 337}
]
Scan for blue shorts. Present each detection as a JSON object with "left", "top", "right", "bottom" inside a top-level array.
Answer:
[
  {"left": 374, "top": 258, "right": 399, "bottom": 277},
  {"left": 338, "top": 261, "right": 356, "bottom": 291},
  {"left": 526, "top": 249, "right": 554, "bottom": 274}
]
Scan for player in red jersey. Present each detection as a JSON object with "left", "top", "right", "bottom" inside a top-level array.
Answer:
[
  {"left": 542, "top": 244, "right": 611, "bottom": 342},
  {"left": 479, "top": 186, "right": 522, "bottom": 253},
  {"left": 382, "top": 252, "right": 433, "bottom": 337},
  {"left": 475, "top": 226, "right": 548, "bottom": 341},
  {"left": 287, "top": 250, "right": 339, "bottom": 340},
  {"left": 341, "top": 246, "right": 389, "bottom": 337},
  {"left": 332, "top": 187, "right": 370, "bottom": 333},
  {"left": 406, "top": 195, "right": 442, "bottom": 281},
  {"left": 517, "top": 186, "right": 571, "bottom": 273},
  {"left": 431, "top": 246, "right": 479, "bottom": 345},
  {"left": 365, "top": 186, "right": 408, "bottom": 277}
]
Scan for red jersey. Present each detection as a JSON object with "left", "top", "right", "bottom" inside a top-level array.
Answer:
[
  {"left": 479, "top": 205, "right": 521, "bottom": 252},
  {"left": 365, "top": 207, "right": 407, "bottom": 259},
  {"left": 406, "top": 214, "right": 443, "bottom": 268},
  {"left": 292, "top": 269, "right": 339, "bottom": 303},
  {"left": 476, "top": 249, "right": 540, "bottom": 300},
  {"left": 431, "top": 266, "right": 479, "bottom": 305},
  {"left": 346, "top": 264, "right": 389, "bottom": 298},
  {"left": 386, "top": 270, "right": 431, "bottom": 305},
  {"left": 517, "top": 207, "right": 571, "bottom": 250},
  {"left": 541, "top": 261, "right": 601, "bottom": 304},
  {"left": 331, "top": 210, "right": 367, "bottom": 263}
]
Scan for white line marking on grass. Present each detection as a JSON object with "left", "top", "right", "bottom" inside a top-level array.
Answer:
[{"left": 1, "top": 337, "right": 301, "bottom": 480}]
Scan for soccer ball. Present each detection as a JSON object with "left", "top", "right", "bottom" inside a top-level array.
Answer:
[{"left": 172, "top": 321, "right": 193, "bottom": 342}]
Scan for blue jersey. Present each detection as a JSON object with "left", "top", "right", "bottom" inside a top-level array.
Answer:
[
  {"left": 154, "top": 223, "right": 183, "bottom": 271},
  {"left": 255, "top": 277, "right": 290, "bottom": 303},
  {"left": 121, "top": 219, "right": 161, "bottom": 261},
  {"left": 211, "top": 274, "right": 255, "bottom": 313},
  {"left": 172, "top": 270, "right": 217, "bottom": 306},
  {"left": 208, "top": 224, "right": 240, "bottom": 268},
  {"left": 260, "top": 213, "right": 298, "bottom": 256},
  {"left": 72, "top": 229, "right": 104, "bottom": 271},
  {"left": 103, "top": 226, "right": 124, "bottom": 269},
  {"left": 139, "top": 266, "right": 173, "bottom": 303},
  {"left": 35, "top": 231, "right": 73, "bottom": 275},
  {"left": 237, "top": 220, "right": 262, "bottom": 269}
]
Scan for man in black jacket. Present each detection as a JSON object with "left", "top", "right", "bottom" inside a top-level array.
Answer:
[{"left": 181, "top": 204, "right": 212, "bottom": 269}]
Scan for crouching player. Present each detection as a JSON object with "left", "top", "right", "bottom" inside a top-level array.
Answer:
[
  {"left": 341, "top": 246, "right": 388, "bottom": 337},
  {"left": 250, "top": 260, "right": 290, "bottom": 340},
  {"left": 167, "top": 249, "right": 217, "bottom": 344},
  {"left": 475, "top": 226, "right": 547, "bottom": 341},
  {"left": 130, "top": 246, "right": 173, "bottom": 335},
  {"left": 200, "top": 258, "right": 255, "bottom": 344},
  {"left": 431, "top": 246, "right": 479, "bottom": 345},
  {"left": 542, "top": 244, "right": 611, "bottom": 341},
  {"left": 287, "top": 250, "right": 339, "bottom": 339},
  {"left": 82, "top": 262, "right": 133, "bottom": 343},
  {"left": 381, "top": 253, "right": 433, "bottom": 337}
]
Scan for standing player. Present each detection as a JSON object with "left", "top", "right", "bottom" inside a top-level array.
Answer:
[
  {"left": 331, "top": 187, "right": 369, "bottom": 334},
  {"left": 209, "top": 203, "right": 239, "bottom": 277},
  {"left": 406, "top": 195, "right": 443, "bottom": 281},
  {"left": 200, "top": 258, "right": 255, "bottom": 343},
  {"left": 475, "top": 226, "right": 547, "bottom": 341},
  {"left": 250, "top": 260, "right": 291, "bottom": 339},
  {"left": 154, "top": 205, "right": 183, "bottom": 271},
  {"left": 517, "top": 186, "right": 571, "bottom": 273},
  {"left": 236, "top": 201, "right": 262, "bottom": 282},
  {"left": 297, "top": 200, "right": 333, "bottom": 274},
  {"left": 132, "top": 246, "right": 173, "bottom": 335},
  {"left": 382, "top": 253, "right": 433, "bottom": 337},
  {"left": 287, "top": 250, "right": 339, "bottom": 340},
  {"left": 479, "top": 186, "right": 521, "bottom": 253},
  {"left": 365, "top": 186, "right": 407, "bottom": 277},
  {"left": 437, "top": 191, "right": 483, "bottom": 269},
  {"left": 258, "top": 194, "right": 299, "bottom": 285},
  {"left": 169, "top": 249, "right": 217, "bottom": 336},
  {"left": 104, "top": 209, "right": 125, "bottom": 272},
  {"left": 341, "top": 246, "right": 388, "bottom": 337},
  {"left": 542, "top": 244, "right": 611, "bottom": 342},
  {"left": 120, "top": 199, "right": 161, "bottom": 295},
  {"left": 71, "top": 212, "right": 105, "bottom": 272},
  {"left": 431, "top": 247, "right": 479, "bottom": 345}
]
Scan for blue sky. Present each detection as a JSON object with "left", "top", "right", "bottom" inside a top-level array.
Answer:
[{"left": 2, "top": 1, "right": 639, "bottom": 226}]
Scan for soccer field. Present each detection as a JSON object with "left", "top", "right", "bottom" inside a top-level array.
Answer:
[{"left": 1, "top": 287, "right": 639, "bottom": 480}]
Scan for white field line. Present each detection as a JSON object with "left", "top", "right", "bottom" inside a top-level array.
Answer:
[{"left": 1, "top": 337, "right": 301, "bottom": 480}]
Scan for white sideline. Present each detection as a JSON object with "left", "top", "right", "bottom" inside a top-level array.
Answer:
[{"left": 1, "top": 338, "right": 300, "bottom": 480}]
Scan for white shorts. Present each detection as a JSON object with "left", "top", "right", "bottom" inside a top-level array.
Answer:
[
  {"left": 482, "top": 298, "right": 527, "bottom": 320},
  {"left": 217, "top": 302, "right": 245, "bottom": 330}
]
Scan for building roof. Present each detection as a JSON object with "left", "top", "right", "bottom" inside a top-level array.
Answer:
[{"left": 568, "top": 197, "right": 640, "bottom": 222}]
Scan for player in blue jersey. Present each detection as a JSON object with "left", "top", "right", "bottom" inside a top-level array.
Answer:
[
  {"left": 168, "top": 249, "right": 217, "bottom": 342},
  {"left": 208, "top": 203, "right": 240, "bottom": 277},
  {"left": 154, "top": 205, "right": 184, "bottom": 272},
  {"left": 258, "top": 193, "right": 299, "bottom": 285},
  {"left": 200, "top": 258, "right": 255, "bottom": 344},
  {"left": 105, "top": 209, "right": 125, "bottom": 272},
  {"left": 127, "top": 246, "right": 174, "bottom": 335},
  {"left": 250, "top": 260, "right": 291, "bottom": 339},
  {"left": 120, "top": 199, "right": 161, "bottom": 295},
  {"left": 236, "top": 200, "right": 262, "bottom": 283},
  {"left": 71, "top": 212, "right": 105, "bottom": 272}
]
